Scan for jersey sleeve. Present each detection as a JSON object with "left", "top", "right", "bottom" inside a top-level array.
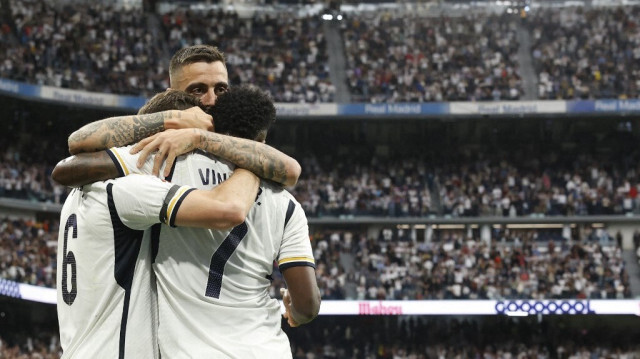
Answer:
[
  {"left": 107, "top": 145, "right": 170, "bottom": 177},
  {"left": 110, "top": 174, "right": 195, "bottom": 230},
  {"left": 277, "top": 199, "right": 315, "bottom": 271},
  {"left": 106, "top": 145, "right": 146, "bottom": 176}
]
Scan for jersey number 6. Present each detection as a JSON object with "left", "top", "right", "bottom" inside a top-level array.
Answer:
[{"left": 62, "top": 214, "right": 78, "bottom": 305}]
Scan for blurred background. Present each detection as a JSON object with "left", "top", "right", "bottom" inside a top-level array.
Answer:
[{"left": 1, "top": 0, "right": 640, "bottom": 357}]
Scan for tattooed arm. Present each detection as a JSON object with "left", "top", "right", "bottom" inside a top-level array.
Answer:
[
  {"left": 68, "top": 109, "right": 213, "bottom": 155},
  {"left": 198, "top": 130, "right": 301, "bottom": 187},
  {"left": 131, "top": 129, "right": 301, "bottom": 187},
  {"left": 52, "top": 152, "right": 119, "bottom": 187},
  {"left": 56, "top": 128, "right": 301, "bottom": 187}
]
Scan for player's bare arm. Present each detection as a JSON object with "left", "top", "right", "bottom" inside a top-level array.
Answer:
[
  {"left": 68, "top": 109, "right": 213, "bottom": 155},
  {"left": 52, "top": 152, "right": 119, "bottom": 187},
  {"left": 174, "top": 168, "right": 259, "bottom": 229},
  {"left": 131, "top": 128, "right": 301, "bottom": 187},
  {"left": 280, "top": 266, "right": 321, "bottom": 326}
]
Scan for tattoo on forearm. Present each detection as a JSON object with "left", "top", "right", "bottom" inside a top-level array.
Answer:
[
  {"left": 69, "top": 112, "right": 168, "bottom": 152},
  {"left": 131, "top": 113, "right": 165, "bottom": 144},
  {"left": 199, "top": 133, "right": 289, "bottom": 184}
]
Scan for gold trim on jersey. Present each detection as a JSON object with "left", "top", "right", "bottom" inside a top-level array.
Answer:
[
  {"left": 165, "top": 186, "right": 192, "bottom": 225},
  {"left": 278, "top": 256, "right": 315, "bottom": 265},
  {"left": 108, "top": 148, "right": 130, "bottom": 176}
]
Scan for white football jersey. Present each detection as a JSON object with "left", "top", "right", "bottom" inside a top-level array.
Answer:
[
  {"left": 110, "top": 146, "right": 315, "bottom": 358},
  {"left": 57, "top": 174, "right": 193, "bottom": 359}
]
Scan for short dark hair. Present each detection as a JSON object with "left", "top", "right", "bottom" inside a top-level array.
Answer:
[
  {"left": 169, "top": 45, "right": 226, "bottom": 84},
  {"left": 208, "top": 85, "right": 276, "bottom": 142},
  {"left": 138, "top": 90, "right": 202, "bottom": 115}
]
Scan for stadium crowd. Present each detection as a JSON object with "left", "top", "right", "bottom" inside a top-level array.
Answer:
[
  {"left": 0, "top": 150, "right": 66, "bottom": 205},
  {"left": 0, "top": 0, "right": 334, "bottom": 103},
  {"left": 436, "top": 153, "right": 640, "bottom": 217},
  {"left": 2, "top": 2, "right": 640, "bottom": 358},
  {"left": 297, "top": 227, "right": 631, "bottom": 301},
  {"left": 290, "top": 152, "right": 640, "bottom": 218},
  {"left": 530, "top": 7, "right": 640, "bottom": 100},
  {"left": 341, "top": 11, "right": 522, "bottom": 103},
  {"left": 2, "top": 316, "right": 639, "bottom": 359},
  {"left": 5, "top": 1, "right": 640, "bottom": 103},
  {"left": 3, "top": 148, "right": 640, "bottom": 219},
  {"left": 0, "top": 334, "right": 60, "bottom": 359},
  {"left": 0, "top": 217, "right": 57, "bottom": 288},
  {"left": 285, "top": 316, "right": 640, "bottom": 358},
  {"left": 160, "top": 9, "right": 335, "bottom": 103},
  {"left": 2, "top": 0, "right": 167, "bottom": 96},
  {"left": 2, "top": 212, "right": 630, "bottom": 302},
  {"left": 291, "top": 155, "right": 435, "bottom": 217}
]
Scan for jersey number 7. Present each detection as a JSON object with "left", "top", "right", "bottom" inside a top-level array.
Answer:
[{"left": 205, "top": 222, "right": 248, "bottom": 298}]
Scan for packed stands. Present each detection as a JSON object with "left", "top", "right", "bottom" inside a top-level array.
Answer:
[
  {"left": 530, "top": 7, "right": 640, "bottom": 100},
  {"left": 3, "top": 146, "right": 640, "bottom": 219},
  {"left": 0, "top": 110, "right": 69, "bottom": 204},
  {"left": 6, "top": 1, "right": 640, "bottom": 103},
  {"left": 291, "top": 151, "right": 640, "bottom": 218},
  {"left": 1, "top": 0, "right": 334, "bottom": 103},
  {"left": 2, "top": 316, "right": 639, "bottom": 359},
  {"left": 285, "top": 316, "right": 640, "bottom": 358},
  {"left": 0, "top": 217, "right": 57, "bottom": 288},
  {"left": 291, "top": 155, "right": 434, "bottom": 217},
  {"left": 0, "top": 213, "right": 631, "bottom": 301},
  {"left": 159, "top": 8, "right": 335, "bottom": 103},
  {"left": 2, "top": 0, "right": 167, "bottom": 96},
  {"left": 341, "top": 10, "right": 522, "bottom": 102},
  {"left": 0, "top": 333, "right": 61, "bottom": 359},
  {"left": 436, "top": 154, "right": 640, "bottom": 217},
  {"left": 0, "top": 150, "right": 67, "bottom": 204},
  {"left": 1, "top": 2, "right": 640, "bottom": 357},
  {"left": 291, "top": 227, "right": 631, "bottom": 300}
]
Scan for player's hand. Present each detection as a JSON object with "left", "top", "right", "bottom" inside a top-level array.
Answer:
[
  {"left": 165, "top": 107, "right": 214, "bottom": 132},
  {"left": 280, "top": 288, "right": 299, "bottom": 328},
  {"left": 130, "top": 129, "right": 201, "bottom": 177}
]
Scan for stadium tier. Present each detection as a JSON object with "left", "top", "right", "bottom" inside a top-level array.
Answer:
[
  {"left": 2, "top": 1, "right": 640, "bottom": 103},
  {"left": 1, "top": 214, "right": 636, "bottom": 301}
]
